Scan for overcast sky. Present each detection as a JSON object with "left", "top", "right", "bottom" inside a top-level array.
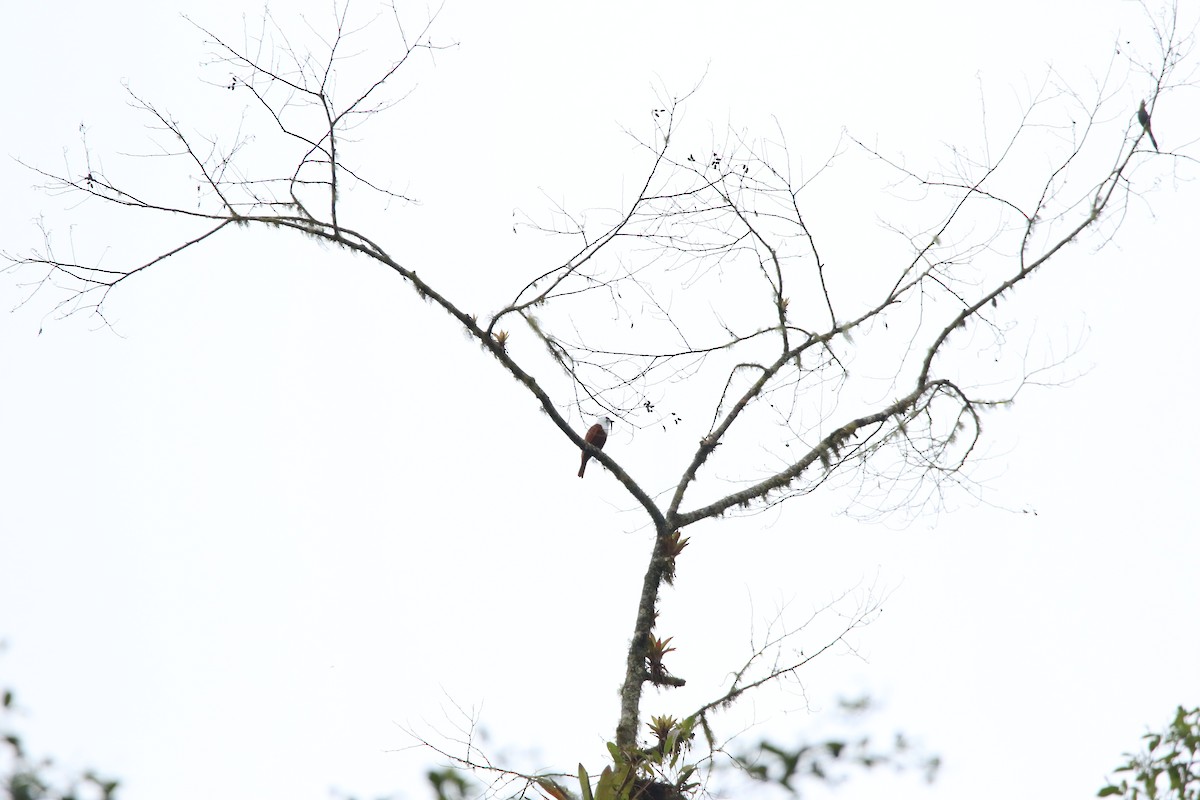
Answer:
[{"left": 2, "top": 2, "right": 1198, "bottom": 800}]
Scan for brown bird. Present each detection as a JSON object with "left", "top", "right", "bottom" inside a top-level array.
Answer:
[
  {"left": 578, "top": 417, "right": 613, "bottom": 478},
  {"left": 1138, "top": 100, "right": 1159, "bottom": 152}
]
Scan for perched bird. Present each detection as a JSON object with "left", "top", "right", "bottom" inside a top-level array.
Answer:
[
  {"left": 1138, "top": 100, "right": 1159, "bottom": 152},
  {"left": 578, "top": 417, "right": 613, "bottom": 478}
]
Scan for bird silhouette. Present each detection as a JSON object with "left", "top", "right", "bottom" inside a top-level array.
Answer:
[
  {"left": 1138, "top": 100, "right": 1159, "bottom": 152},
  {"left": 578, "top": 417, "right": 613, "bottom": 478}
]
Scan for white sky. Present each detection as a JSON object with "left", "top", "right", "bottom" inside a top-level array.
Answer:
[{"left": 2, "top": 2, "right": 1198, "bottom": 800}]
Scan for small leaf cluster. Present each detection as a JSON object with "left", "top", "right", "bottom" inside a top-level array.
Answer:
[
  {"left": 1, "top": 688, "right": 120, "bottom": 800},
  {"left": 1100, "top": 706, "right": 1200, "bottom": 800}
]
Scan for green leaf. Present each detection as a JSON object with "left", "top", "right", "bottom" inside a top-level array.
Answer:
[
  {"left": 678, "top": 715, "right": 696, "bottom": 740},
  {"left": 594, "top": 766, "right": 615, "bottom": 800},
  {"left": 1098, "top": 786, "right": 1122, "bottom": 797},
  {"left": 664, "top": 729, "right": 679, "bottom": 762},
  {"left": 578, "top": 764, "right": 593, "bottom": 800},
  {"left": 1167, "top": 764, "right": 1181, "bottom": 792}
]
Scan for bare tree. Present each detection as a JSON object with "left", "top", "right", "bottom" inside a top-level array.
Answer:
[{"left": 3, "top": 2, "right": 1194, "bottom": 798}]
